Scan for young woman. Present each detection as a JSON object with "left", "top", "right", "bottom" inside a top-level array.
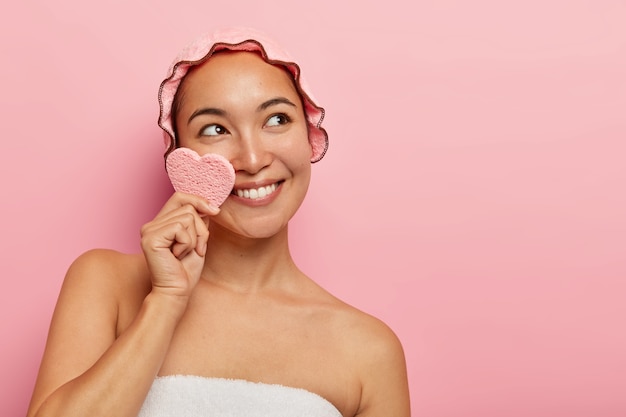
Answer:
[{"left": 27, "top": 28, "right": 410, "bottom": 417}]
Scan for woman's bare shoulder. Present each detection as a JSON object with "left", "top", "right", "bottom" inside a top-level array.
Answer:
[
  {"left": 68, "top": 248, "right": 147, "bottom": 272},
  {"left": 305, "top": 282, "right": 404, "bottom": 357},
  {"left": 328, "top": 297, "right": 403, "bottom": 352},
  {"left": 322, "top": 296, "right": 410, "bottom": 415},
  {"left": 62, "top": 249, "right": 151, "bottom": 298},
  {"left": 59, "top": 249, "right": 152, "bottom": 335}
]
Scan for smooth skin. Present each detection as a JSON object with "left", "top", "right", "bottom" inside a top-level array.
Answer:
[{"left": 27, "top": 52, "right": 410, "bottom": 417}]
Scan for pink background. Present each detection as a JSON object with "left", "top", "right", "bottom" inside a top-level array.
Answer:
[{"left": 2, "top": 1, "right": 625, "bottom": 416}]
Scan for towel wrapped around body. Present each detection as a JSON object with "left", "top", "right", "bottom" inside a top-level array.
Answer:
[{"left": 138, "top": 375, "right": 342, "bottom": 417}]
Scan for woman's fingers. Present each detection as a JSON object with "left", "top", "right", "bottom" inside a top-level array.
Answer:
[
  {"left": 155, "top": 192, "right": 220, "bottom": 219},
  {"left": 148, "top": 194, "right": 218, "bottom": 256},
  {"left": 142, "top": 212, "right": 200, "bottom": 255},
  {"left": 139, "top": 192, "right": 220, "bottom": 295},
  {"left": 193, "top": 214, "right": 209, "bottom": 256}
]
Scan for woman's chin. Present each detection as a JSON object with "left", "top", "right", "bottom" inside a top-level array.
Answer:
[{"left": 210, "top": 218, "right": 289, "bottom": 241}]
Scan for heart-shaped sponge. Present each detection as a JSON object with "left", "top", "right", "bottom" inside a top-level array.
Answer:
[{"left": 166, "top": 148, "right": 236, "bottom": 207}]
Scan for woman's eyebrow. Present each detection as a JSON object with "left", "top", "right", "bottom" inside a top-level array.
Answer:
[
  {"left": 187, "top": 107, "right": 227, "bottom": 125},
  {"left": 257, "top": 97, "right": 297, "bottom": 112},
  {"left": 187, "top": 98, "right": 296, "bottom": 125}
]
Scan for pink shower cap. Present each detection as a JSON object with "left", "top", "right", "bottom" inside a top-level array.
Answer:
[{"left": 158, "top": 27, "right": 328, "bottom": 163}]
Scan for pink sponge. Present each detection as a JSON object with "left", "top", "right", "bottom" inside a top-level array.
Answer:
[{"left": 166, "top": 148, "right": 235, "bottom": 207}]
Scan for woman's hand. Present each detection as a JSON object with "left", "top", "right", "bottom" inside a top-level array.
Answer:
[{"left": 140, "top": 192, "right": 219, "bottom": 298}]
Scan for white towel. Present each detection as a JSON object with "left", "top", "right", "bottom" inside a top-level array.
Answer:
[{"left": 137, "top": 375, "right": 342, "bottom": 417}]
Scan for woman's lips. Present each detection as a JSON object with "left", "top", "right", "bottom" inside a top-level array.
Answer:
[{"left": 234, "top": 182, "right": 278, "bottom": 200}]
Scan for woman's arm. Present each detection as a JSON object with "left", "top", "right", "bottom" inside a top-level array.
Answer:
[
  {"left": 27, "top": 193, "right": 218, "bottom": 417},
  {"left": 28, "top": 251, "right": 186, "bottom": 417},
  {"left": 354, "top": 320, "right": 411, "bottom": 417},
  {"left": 26, "top": 250, "right": 188, "bottom": 417}
]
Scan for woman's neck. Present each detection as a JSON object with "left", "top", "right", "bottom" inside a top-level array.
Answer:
[{"left": 200, "top": 225, "right": 300, "bottom": 293}]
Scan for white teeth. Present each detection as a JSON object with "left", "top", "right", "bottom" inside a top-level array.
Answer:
[{"left": 236, "top": 183, "right": 277, "bottom": 200}]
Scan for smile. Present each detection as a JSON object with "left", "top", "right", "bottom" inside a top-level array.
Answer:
[{"left": 235, "top": 183, "right": 279, "bottom": 200}]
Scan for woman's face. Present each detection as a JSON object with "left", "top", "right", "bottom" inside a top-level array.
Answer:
[{"left": 175, "top": 51, "right": 312, "bottom": 239}]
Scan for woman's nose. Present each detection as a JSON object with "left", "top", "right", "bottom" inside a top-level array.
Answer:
[{"left": 230, "top": 133, "right": 272, "bottom": 174}]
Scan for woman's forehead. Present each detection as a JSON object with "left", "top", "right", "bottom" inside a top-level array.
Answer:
[
  {"left": 180, "top": 52, "right": 301, "bottom": 107},
  {"left": 185, "top": 52, "right": 298, "bottom": 94}
]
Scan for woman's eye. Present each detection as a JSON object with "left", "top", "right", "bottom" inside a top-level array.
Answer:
[
  {"left": 265, "top": 114, "right": 290, "bottom": 127},
  {"left": 200, "top": 124, "right": 228, "bottom": 136}
]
